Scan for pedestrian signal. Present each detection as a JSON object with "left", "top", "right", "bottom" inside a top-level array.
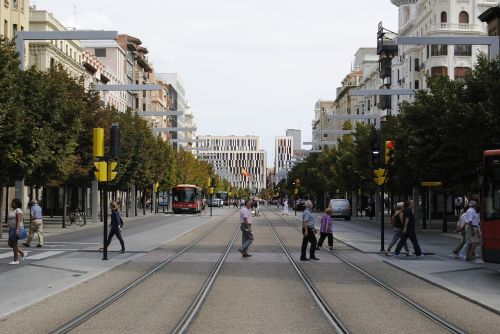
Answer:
[
  {"left": 107, "top": 161, "right": 118, "bottom": 181},
  {"left": 94, "top": 161, "right": 107, "bottom": 182},
  {"left": 385, "top": 140, "right": 396, "bottom": 165},
  {"left": 371, "top": 138, "right": 380, "bottom": 165}
]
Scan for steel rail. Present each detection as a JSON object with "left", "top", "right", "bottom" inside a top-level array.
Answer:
[
  {"left": 171, "top": 224, "right": 239, "bottom": 334},
  {"left": 271, "top": 209, "right": 467, "bottom": 334},
  {"left": 50, "top": 213, "right": 236, "bottom": 334},
  {"left": 263, "top": 213, "right": 351, "bottom": 334}
]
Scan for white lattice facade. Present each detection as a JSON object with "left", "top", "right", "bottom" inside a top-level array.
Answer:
[
  {"left": 274, "top": 136, "right": 293, "bottom": 184},
  {"left": 197, "top": 136, "right": 267, "bottom": 192}
]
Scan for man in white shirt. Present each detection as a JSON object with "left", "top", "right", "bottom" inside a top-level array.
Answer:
[
  {"left": 465, "top": 200, "right": 481, "bottom": 261},
  {"left": 239, "top": 199, "right": 254, "bottom": 257}
]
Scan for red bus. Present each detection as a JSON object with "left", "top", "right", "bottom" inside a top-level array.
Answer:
[
  {"left": 481, "top": 150, "right": 500, "bottom": 263},
  {"left": 172, "top": 184, "right": 203, "bottom": 213}
]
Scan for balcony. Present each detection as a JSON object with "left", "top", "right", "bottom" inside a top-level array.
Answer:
[{"left": 430, "top": 23, "right": 481, "bottom": 32}]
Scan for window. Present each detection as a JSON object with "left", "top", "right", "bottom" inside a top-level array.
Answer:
[
  {"left": 50, "top": 57, "right": 55, "bottom": 67},
  {"left": 12, "top": 23, "right": 17, "bottom": 36},
  {"left": 459, "top": 11, "right": 469, "bottom": 24},
  {"left": 415, "top": 80, "right": 420, "bottom": 89},
  {"left": 4, "top": 20, "right": 8, "bottom": 37},
  {"left": 414, "top": 58, "right": 420, "bottom": 71},
  {"left": 431, "top": 66, "right": 448, "bottom": 77},
  {"left": 454, "top": 44, "right": 472, "bottom": 56},
  {"left": 454, "top": 67, "right": 470, "bottom": 81},
  {"left": 431, "top": 45, "right": 447, "bottom": 56},
  {"left": 95, "top": 48, "right": 106, "bottom": 57},
  {"left": 441, "top": 11, "right": 447, "bottom": 23}
]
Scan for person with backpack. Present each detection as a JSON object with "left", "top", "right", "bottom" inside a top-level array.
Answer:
[
  {"left": 452, "top": 205, "right": 469, "bottom": 258},
  {"left": 385, "top": 202, "right": 410, "bottom": 256}
]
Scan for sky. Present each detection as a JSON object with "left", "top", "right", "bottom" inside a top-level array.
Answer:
[{"left": 31, "top": 0, "right": 399, "bottom": 167}]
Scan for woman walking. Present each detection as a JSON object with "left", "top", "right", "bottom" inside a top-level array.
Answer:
[
  {"left": 301, "top": 200, "right": 319, "bottom": 261},
  {"left": 317, "top": 208, "right": 334, "bottom": 251},
  {"left": 8, "top": 198, "right": 26, "bottom": 264},
  {"left": 105, "top": 201, "right": 125, "bottom": 253},
  {"left": 385, "top": 202, "right": 410, "bottom": 256}
]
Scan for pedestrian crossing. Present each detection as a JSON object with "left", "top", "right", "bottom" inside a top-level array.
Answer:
[{"left": 0, "top": 250, "right": 64, "bottom": 261}]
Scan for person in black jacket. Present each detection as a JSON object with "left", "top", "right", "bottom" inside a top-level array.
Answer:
[{"left": 105, "top": 201, "right": 125, "bottom": 253}]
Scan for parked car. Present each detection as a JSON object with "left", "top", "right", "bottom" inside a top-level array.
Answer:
[
  {"left": 329, "top": 199, "right": 351, "bottom": 221},
  {"left": 294, "top": 199, "right": 306, "bottom": 211}
]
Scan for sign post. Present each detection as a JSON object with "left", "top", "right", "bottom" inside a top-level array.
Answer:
[{"left": 374, "top": 168, "right": 388, "bottom": 251}]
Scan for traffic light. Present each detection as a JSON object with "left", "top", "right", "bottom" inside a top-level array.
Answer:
[
  {"left": 107, "top": 161, "right": 117, "bottom": 181},
  {"left": 110, "top": 123, "right": 120, "bottom": 158},
  {"left": 371, "top": 137, "right": 380, "bottom": 165},
  {"left": 93, "top": 128, "right": 104, "bottom": 158},
  {"left": 207, "top": 177, "right": 211, "bottom": 187},
  {"left": 94, "top": 161, "right": 107, "bottom": 182},
  {"left": 385, "top": 140, "right": 396, "bottom": 165}
]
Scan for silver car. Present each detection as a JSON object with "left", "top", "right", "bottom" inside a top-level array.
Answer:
[{"left": 329, "top": 199, "right": 351, "bottom": 221}]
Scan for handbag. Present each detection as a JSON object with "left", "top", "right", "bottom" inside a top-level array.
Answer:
[{"left": 18, "top": 227, "right": 28, "bottom": 239}]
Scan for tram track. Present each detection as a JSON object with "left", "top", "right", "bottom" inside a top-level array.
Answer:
[
  {"left": 263, "top": 214, "right": 350, "bottom": 334},
  {"left": 267, "top": 209, "right": 468, "bottom": 334},
  {"left": 50, "top": 212, "right": 238, "bottom": 334}
]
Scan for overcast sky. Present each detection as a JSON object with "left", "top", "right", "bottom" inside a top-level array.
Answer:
[{"left": 32, "top": 0, "right": 399, "bottom": 167}]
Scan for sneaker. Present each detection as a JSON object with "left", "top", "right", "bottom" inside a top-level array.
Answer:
[
  {"left": 329, "top": 247, "right": 334, "bottom": 251},
  {"left": 120, "top": 250, "right": 126, "bottom": 254},
  {"left": 405, "top": 252, "right": 412, "bottom": 257},
  {"left": 243, "top": 253, "right": 252, "bottom": 257},
  {"left": 385, "top": 251, "right": 393, "bottom": 256},
  {"left": 417, "top": 254, "right": 425, "bottom": 258},
  {"left": 315, "top": 247, "right": 321, "bottom": 250},
  {"left": 310, "top": 257, "right": 320, "bottom": 261},
  {"left": 22, "top": 243, "right": 30, "bottom": 247},
  {"left": 8, "top": 261, "right": 19, "bottom": 265},
  {"left": 36, "top": 244, "right": 43, "bottom": 248},
  {"left": 20, "top": 251, "right": 28, "bottom": 260},
  {"left": 300, "top": 258, "right": 310, "bottom": 261}
]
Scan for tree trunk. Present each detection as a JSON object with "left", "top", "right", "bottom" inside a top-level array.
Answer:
[
  {"left": 83, "top": 186, "right": 87, "bottom": 225},
  {"left": 143, "top": 190, "right": 146, "bottom": 215},
  {"left": 0, "top": 186, "right": 3, "bottom": 239},
  {"left": 62, "top": 184, "right": 67, "bottom": 228}
]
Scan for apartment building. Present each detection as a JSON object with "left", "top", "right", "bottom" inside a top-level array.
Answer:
[
  {"left": 0, "top": 0, "right": 28, "bottom": 39},
  {"left": 197, "top": 136, "right": 267, "bottom": 192},
  {"left": 286, "top": 129, "right": 303, "bottom": 158},
  {"left": 311, "top": 99, "right": 336, "bottom": 151},
  {"left": 275, "top": 136, "right": 293, "bottom": 184},
  {"left": 81, "top": 39, "right": 128, "bottom": 113},
  {"left": 390, "top": 0, "right": 496, "bottom": 112},
  {"left": 28, "top": 8, "right": 84, "bottom": 77}
]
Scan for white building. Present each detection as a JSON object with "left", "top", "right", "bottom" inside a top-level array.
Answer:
[
  {"left": 275, "top": 136, "right": 293, "bottom": 184},
  {"left": 311, "top": 99, "right": 335, "bottom": 150},
  {"left": 197, "top": 136, "right": 267, "bottom": 192},
  {"left": 390, "top": 0, "right": 496, "bottom": 113},
  {"left": 286, "top": 129, "right": 302, "bottom": 157},
  {"left": 28, "top": 8, "right": 84, "bottom": 77}
]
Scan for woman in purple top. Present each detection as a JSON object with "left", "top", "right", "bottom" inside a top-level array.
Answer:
[{"left": 317, "top": 208, "right": 334, "bottom": 251}]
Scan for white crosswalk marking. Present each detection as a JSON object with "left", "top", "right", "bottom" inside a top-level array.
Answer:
[
  {"left": 0, "top": 252, "right": 13, "bottom": 259},
  {"left": 26, "top": 251, "right": 64, "bottom": 260}
]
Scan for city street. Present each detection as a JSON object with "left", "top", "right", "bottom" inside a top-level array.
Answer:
[{"left": 1, "top": 206, "right": 499, "bottom": 333}]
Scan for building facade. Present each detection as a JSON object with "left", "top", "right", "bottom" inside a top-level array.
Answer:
[
  {"left": 274, "top": 136, "right": 293, "bottom": 184},
  {"left": 28, "top": 8, "right": 85, "bottom": 77},
  {"left": 0, "top": 0, "right": 29, "bottom": 39},
  {"left": 390, "top": 0, "right": 496, "bottom": 113},
  {"left": 197, "top": 136, "right": 267, "bottom": 192},
  {"left": 311, "top": 99, "right": 336, "bottom": 150}
]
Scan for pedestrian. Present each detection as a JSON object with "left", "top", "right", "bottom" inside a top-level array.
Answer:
[
  {"left": 200, "top": 198, "right": 207, "bottom": 215},
  {"left": 238, "top": 199, "right": 254, "bottom": 257},
  {"left": 452, "top": 205, "right": 469, "bottom": 258},
  {"left": 394, "top": 200, "right": 424, "bottom": 258},
  {"left": 7, "top": 198, "right": 27, "bottom": 265},
  {"left": 317, "top": 208, "right": 334, "bottom": 251},
  {"left": 464, "top": 200, "right": 481, "bottom": 261},
  {"left": 282, "top": 199, "right": 289, "bottom": 215},
  {"left": 105, "top": 201, "right": 125, "bottom": 253},
  {"left": 385, "top": 202, "right": 410, "bottom": 256},
  {"left": 23, "top": 199, "right": 44, "bottom": 248},
  {"left": 301, "top": 200, "right": 319, "bottom": 261}
]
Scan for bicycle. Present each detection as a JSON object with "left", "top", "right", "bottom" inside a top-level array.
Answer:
[{"left": 68, "top": 208, "right": 86, "bottom": 227}]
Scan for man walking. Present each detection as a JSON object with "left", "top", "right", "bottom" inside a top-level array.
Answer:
[
  {"left": 23, "top": 199, "right": 44, "bottom": 248},
  {"left": 464, "top": 200, "right": 481, "bottom": 261},
  {"left": 238, "top": 199, "right": 254, "bottom": 257},
  {"left": 394, "top": 200, "right": 424, "bottom": 258}
]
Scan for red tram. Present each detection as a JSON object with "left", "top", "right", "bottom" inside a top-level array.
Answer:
[
  {"left": 481, "top": 150, "right": 500, "bottom": 263},
  {"left": 172, "top": 184, "right": 202, "bottom": 213}
]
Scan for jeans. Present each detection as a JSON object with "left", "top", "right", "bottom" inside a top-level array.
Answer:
[
  {"left": 387, "top": 227, "right": 409, "bottom": 253},
  {"left": 240, "top": 224, "right": 254, "bottom": 253},
  {"left": 105, "top": 227, "right": 125, "bottom": 251},
  {"left": 395, "top": 228, "right": 422, "bottom": 256},
  {"left": 301, "top": 227, "right": 317, "bottom": 259}
]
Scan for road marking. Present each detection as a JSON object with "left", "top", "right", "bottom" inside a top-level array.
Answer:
[
  {"left": 0, "top": 252, "right": 13, "bottom": 259},
  {"left": 26, "top": 251, "right": 64, "bottom": 260}
]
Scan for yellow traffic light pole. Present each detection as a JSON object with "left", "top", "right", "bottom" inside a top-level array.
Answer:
[{"left": 93, "top": 127, "right": 119, "bottom": 261}]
